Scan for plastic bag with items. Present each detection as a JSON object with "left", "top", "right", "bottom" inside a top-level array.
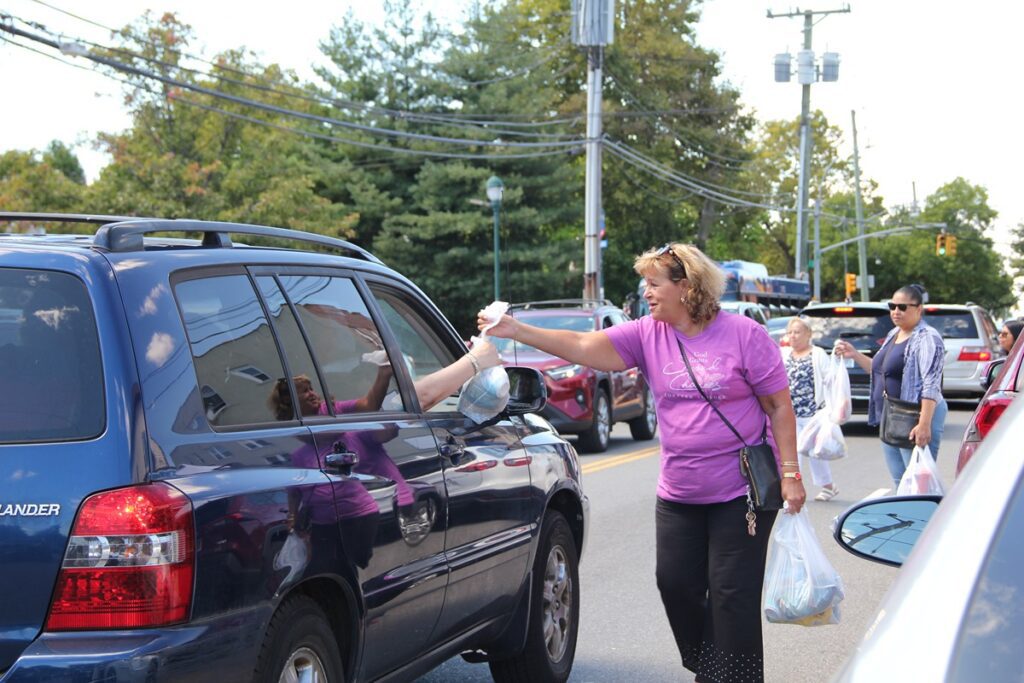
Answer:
[
  {"left": 824, "top": 352, "right": 852, "bottom": 425},
  {"left": 796, "top": 410, "right": 846, "bottom": 461},
  {"left": 763, "top": 509, "right": 845, "bottom": 626},
  {"left": 458, "top": 301, "right": 511, "bottom": 424},
  {"left": 896, "top": 444, "right": 945, "bottom": 496}
]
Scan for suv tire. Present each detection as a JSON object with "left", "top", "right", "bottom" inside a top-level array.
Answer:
[
  {"left": 628, "top": 386, "right": 657, "bottom": 441},
  {"left": 489, "top": 511, "right": 579, "bottom": 683},
  {"left": 253, "top": 595, "right": 345, "bottom": 683},
  {"left": 577, "top": 390, "right": 610, "bottom": 453}
]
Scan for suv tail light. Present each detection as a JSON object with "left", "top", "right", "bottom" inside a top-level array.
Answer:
[
  {"left": 46, "top": 483, "right": 194, "bottom": 631},
  {"left": 958, "top": 346, "right": 992, "bottom": 362},
  {"left": 975, "top": 395, "right": 1014, "bottom": 439}
]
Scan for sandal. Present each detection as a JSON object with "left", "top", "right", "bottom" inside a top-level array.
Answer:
[{"left": 815, "top": 486, "right": 839, "bottom": 501}]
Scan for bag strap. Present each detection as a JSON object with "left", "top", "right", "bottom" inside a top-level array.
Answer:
[{"left": 676, "top": 338, "right": 764, "bottom": 448}]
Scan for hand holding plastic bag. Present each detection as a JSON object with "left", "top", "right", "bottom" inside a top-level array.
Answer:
[
  {"left": 763, "top": 509, "right": 845, "bottom": 626},
  {"left": 896, "top": 445, "right": 945, "bottom": 495},
  {"left": 458, "top": 301, "right": 511, "bottom": 423},
  {"left": 825, "top": 353, "right": 852, "bottom": 425}
]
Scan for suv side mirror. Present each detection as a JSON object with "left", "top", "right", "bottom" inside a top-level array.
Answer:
[
  {"left": 833, "top": 496, "right": 941, "bottom": 567},
  {"left": 983, "top": 358, "right": 1006, "bottom": 390},
  {"left": 505, "top": 366, "right": 547, "bottom": 416}
]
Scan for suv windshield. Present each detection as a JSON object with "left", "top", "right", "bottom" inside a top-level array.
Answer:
[
  {"left": 0, "top": 268, "right": 104, "bottom": 443},
  {"left": 494, "top": 314, "right": 594, "bottom": 355},
  {"left": 923, "top": 310, "right": 978, "bottom": 339},
  {"left": 802, "top": 308, "right": 894, "bottom": 350}
]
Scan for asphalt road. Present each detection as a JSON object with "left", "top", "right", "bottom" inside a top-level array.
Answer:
[{"left": 417, "top": 402, "right": 974, "bottom": 683}]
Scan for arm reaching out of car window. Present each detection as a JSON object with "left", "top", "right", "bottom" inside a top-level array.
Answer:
[{"left": 413, "top": 339, "right": 500, "bottom": 411}]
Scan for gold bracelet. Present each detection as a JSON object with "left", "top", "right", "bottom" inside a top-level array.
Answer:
[
  {"left": 466, "top": 352, "right": 481, "bottom": 375},
  {"left": 781, "top": 460, "right": 799, "bottom": 467}
]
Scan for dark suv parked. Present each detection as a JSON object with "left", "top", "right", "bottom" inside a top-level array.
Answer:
[
  {"left": 800, "top": 301, "right": 894, "bottom": 413},
  {"left": 491, "top": 300, "right": 657, "bottom": 453},
  {"left": 0, "top": 213, "right": 589, "bottom": 683}
]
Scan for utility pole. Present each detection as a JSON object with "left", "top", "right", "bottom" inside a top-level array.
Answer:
[
  {"left": 573, "top": 0, "right": 614, "bottom": 300},
  {"left": 851, "top": 110, "right": 869, "bottom": 301},
  {"left": 769, "top": 5, "right": 849, "bottom": 280},
  {"left": 583, "top": 47, "right": 604, "bottom": 300}
]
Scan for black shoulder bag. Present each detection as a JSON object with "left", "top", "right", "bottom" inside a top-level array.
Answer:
[
  {"left": 876, "top": 336, "right": 921, "bottom": 449},
  {"left": 677, "top": 340, "right": 783, "bottom": 535}
]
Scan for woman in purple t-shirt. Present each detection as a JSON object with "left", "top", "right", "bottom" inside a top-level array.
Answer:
[{"left": 480, "top": 243, "right": 804, "bottom": 683}]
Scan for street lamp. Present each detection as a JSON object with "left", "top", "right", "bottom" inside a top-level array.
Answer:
[{"left": 486, "top": 175, "right": 504, "bottom": 301}]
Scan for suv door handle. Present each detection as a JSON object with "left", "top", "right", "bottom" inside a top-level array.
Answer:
[
  {"left": 439, "top": 435, "right": 466, "bottom": 466},
  {"left": 325, "top": 441, "right": 359, "bottom": 475}
]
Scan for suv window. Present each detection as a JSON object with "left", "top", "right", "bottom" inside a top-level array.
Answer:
[
  {"left": 802, "top": 308, "right": 894, "bottom": 349},
  {"left": 923, "top": 310, "right": 978, "bottom": 339},
  {"left": 176, "top": 274, "right": 287, "bottom": 427},
  {"left": 0, "top": 268, "right": 105, "bottom": 442},
  {"left": 371, "top": 286, "right": 457, "bottom": 412},
  {"left": 276, "top": 275, "right": 400, "bottom": 411},
  {"left": 950, "top": 470, "right": 1024, "bottom": 681}
]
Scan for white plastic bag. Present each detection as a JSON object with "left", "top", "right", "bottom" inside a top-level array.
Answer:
[
  {"left": 825, "top": 352, "right": 852, "bottom": 425},
  {"left": 797, "top": 411, "right": 846, "bottom": 461},
  {"left": 458, "top": 301, "right": 511, "bottom": 424},
  {"left": 273, "top": 531, "right": 308, "bottom": 584},
  {"left": 896, "top": 445, "right": 945, "bottom": 496},
  {"left": 763, "top": 509, "right": 845, "bottom": 626}
]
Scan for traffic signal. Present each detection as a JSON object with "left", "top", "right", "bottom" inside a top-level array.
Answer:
[
  {"left": 946, "top": 234, "right": 957, "bottom": 256},
  {"left": 936, "top": 233, "right": 947, "bottom": 256},
  {"left": 844, "top": 272, "right": 857, "bottom": 297}
]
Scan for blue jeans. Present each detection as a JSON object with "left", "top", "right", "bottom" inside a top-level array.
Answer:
[{"left": 881, "top": 398, "right": 948, "bottom": 487}]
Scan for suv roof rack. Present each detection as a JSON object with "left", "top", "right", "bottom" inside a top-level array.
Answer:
[
  {"left": 0, "top": 212, "right": 380, "bottom": 263},
  {"left": 510, "top": 299, "right": 614, "bottom": 311}
]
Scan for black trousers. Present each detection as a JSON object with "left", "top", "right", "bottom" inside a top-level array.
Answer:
[{"left": 655, "top": 496, "right": 777, "bottom": 683}]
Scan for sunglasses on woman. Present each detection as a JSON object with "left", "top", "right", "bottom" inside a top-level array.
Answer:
[
  {"left": 887, "top": 302, "right": 921, "bottom": 312},
  {"left": 656, "top": 243, "right": 688, "bottom": 280}
]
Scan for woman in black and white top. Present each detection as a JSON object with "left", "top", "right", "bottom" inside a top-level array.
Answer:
[{"left": 781, "top": 317, "right": 839, "bottom": 501}]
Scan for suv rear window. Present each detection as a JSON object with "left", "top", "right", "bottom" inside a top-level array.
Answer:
[
  {"left": 802, "top": 307, "right": 894, "bottom": 349},
  {"left": 923, "top": 310, "right": 979, "bottom": 339},
  {"left": 0, "top": 268, "right": 105, "bottom": 443}
]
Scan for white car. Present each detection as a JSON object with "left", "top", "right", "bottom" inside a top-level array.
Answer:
[
  {"left": 719, "top": 300, "right": 770, "bottom": 327},
  {"left": 922, "top": 303, "right": 1003, "bottom": 398},
  {"left": 831, "top": 394, "right": 1024, "bottom": 681}
]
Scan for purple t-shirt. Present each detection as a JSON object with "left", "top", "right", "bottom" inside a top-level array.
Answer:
[{"left": 605, "top": 311, "right": 789, "bottom": 504}]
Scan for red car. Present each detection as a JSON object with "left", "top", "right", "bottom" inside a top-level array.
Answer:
[
  {"left": 956, "top": 329, "right": 1024, "bottom": 476},
  {"left": 493, "top": 299, "right": 657, "bottom": 452}
]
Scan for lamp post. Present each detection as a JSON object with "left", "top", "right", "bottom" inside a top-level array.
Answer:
[{"left": 486, "top": 175, "right": 504, "bottom": 301}]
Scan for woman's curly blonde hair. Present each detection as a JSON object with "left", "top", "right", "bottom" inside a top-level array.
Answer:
[{"left": 634, "top": 243, "right": 724, "bottom": 324}]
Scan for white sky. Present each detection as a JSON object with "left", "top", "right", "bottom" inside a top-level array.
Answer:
[{"left": 1, "top": 0, "right": 1021, "bottom": 263}]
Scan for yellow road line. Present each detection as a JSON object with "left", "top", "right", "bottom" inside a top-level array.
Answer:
[{"left": 581, "top": 445, "right": 660, "bottom": 474}]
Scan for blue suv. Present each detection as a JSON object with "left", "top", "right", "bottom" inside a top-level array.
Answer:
[{"left": 0, "top": 213, "right": 589, "bottom": 683}]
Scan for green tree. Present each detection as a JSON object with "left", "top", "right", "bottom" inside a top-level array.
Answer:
[
  {"left": 0, "top": 146, "right": 86, "bottom": 224},
  {"left": 870, "top": 178, "right": 1013, "bottom": 310},
  {"left": 84, "top": 13, "right": 356, "bottom": 234}
]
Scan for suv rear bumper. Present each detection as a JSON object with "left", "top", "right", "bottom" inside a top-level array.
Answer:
[{"left": 0, "top": 608, "right": 268, "bottom": 683}]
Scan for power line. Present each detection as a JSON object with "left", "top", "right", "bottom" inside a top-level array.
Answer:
[
  {"left": 0, "top": 20, "right": 586, "bottom": 154},
  {"left": 604, "top": 139, "right": 794, "bottom": 213},
  {"left": 173, "top": 95, "right": 584, "bottom": 160},
  {"left": 21, "top": 0, "right": 582, "bottom": 131}
]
